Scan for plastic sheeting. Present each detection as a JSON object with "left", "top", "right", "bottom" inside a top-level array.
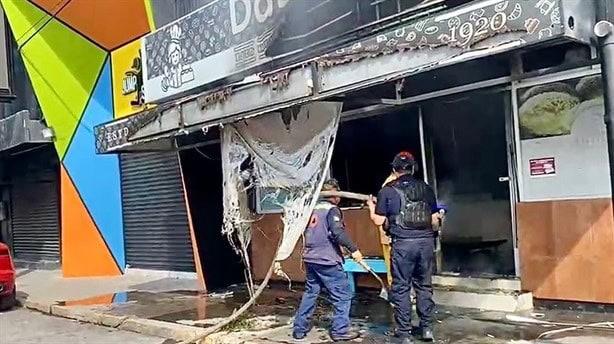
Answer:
[{"left": 221, "top": 101, "right": 342, "bottom": 286}]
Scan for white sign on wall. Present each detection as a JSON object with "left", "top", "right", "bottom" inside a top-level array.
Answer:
[
  {"left": 517, "top": 72, "right": 611, "bottom": 201},
  {"left": 141, "top": 0, "right": 287, "bottom": 103}
]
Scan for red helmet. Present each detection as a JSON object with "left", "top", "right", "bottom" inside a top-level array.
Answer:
[{"left": 391, "top": 151, "right": 417, "bottom": 172}]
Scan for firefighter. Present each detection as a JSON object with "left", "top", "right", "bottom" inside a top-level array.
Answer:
[
  {"left": 367, "top": 152, "right": 441, "bottom": 343},
  {"left": 380, "top": 172, "right": 397, "bottom": 286},
  {"left": 293, "top": 179, "right": 363, "bottom": 342}
]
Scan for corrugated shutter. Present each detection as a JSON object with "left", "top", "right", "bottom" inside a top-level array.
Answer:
[
  {"left": 120, "top": 152, "right": 195, "bottom": 272},
  {"left": 11, "top": 168, "right": 60, "bottom": 262}
]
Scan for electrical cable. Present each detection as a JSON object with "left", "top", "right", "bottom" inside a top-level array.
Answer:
[{"left": 195, "top": 147, "right": 217, "bottom": 160}]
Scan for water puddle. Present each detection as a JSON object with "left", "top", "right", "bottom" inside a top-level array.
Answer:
[{"left": 53, "top": 286, "right": 614, "bottom": 343}]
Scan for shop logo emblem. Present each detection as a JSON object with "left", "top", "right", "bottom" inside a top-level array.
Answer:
[
  {"left": 122, "top": 54, "right": 145, "bottom": 107},
  {"left": 161, "top": 25, "right": 195, "bottom": 93}
]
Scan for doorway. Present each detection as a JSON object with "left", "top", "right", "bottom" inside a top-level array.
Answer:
[
  {"left": 5, "top": 145, "right": 60, "bottom": 263},
  {"left": 332, "top": 107, "right": 424, "bottom": 199},
  {"left": 179, "top": 144, "right": 245, "bottom": 290},
  {"left": 422, "top": 91, "right": 515, "bottom": 276}
]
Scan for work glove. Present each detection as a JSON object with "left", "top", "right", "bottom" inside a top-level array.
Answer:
[{"left": 351, "top": 250, "right": 364, "bottom": 263}]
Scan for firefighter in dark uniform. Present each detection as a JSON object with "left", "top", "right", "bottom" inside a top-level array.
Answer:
[
  {"left": 367, "top": 152, "right": 440, "bottom": 344},
  {"left": 293, "top": 179, "right": 364, "bottom": 342}
]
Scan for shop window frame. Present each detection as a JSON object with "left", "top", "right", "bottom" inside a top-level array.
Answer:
[{"left": 511, "top": 64, "right": 607, "bottom": 203}]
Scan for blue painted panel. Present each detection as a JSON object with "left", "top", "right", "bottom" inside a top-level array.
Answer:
[
  {"left": 343, "top": 258, "right": 387, "bottom": 273},
  {"left": 113, "top": 292, "right": 128, "bottom": 304},
  {"left": 64, "top": 57, "right": 125, "bottom": 270}
]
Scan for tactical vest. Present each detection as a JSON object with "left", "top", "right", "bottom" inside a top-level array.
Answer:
[
  {"left": 392, "top": 178, "right": 432, "bottom": 230},
  {"left": 303, "top": 202, "right": 344, "bottom": 266}
]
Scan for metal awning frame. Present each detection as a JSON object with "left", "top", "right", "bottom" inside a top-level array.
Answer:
[{"left": 95, "top": 0, "right": 598, "bottom": 154}]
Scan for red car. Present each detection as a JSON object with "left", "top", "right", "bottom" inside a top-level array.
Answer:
[{"left": 0, "top": 242, "right": 16, "bottom": 310}]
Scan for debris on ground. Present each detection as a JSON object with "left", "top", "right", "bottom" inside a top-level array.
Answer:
[{"left": 207, "top": 291, "right": 234, "bottom": 300}]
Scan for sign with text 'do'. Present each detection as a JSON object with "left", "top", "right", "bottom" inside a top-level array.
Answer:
[{"left": 142, "top": 0, "right": 287, "bottom": 103}]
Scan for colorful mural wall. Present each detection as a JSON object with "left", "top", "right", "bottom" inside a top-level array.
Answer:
[{"left": 0, "top": 0, "right": 154, "bottom": 276}]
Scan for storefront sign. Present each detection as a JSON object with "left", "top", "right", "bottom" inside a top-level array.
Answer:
[
  {"left": 112, "top": 39, "right": 147, "bottom": 118},
  {"left": 529, "top": 157, "right": 556, "bottom": 177},
  {"left": 321, "top": 0, "right": 563, "bottom": 66},
  {"left": 95, "top": 109, "right": 159, "bottom": 153},
  {"left": 0, "top": 7, "right": 11, "bottom": 99},
  {"left": 142, "top": 0, "right": 287, "bottom": 103},
  {"left": 95, "top": 0, "right": 592, "bottom": 154}
]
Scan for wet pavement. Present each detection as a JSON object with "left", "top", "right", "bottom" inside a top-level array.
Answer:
[{"left": 49, "top": 284, "right": 614, "bottom": 344}]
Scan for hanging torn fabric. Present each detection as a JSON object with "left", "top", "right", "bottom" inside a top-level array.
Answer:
[{"left": 221, "top": 101, "right": 342, "bottom": 287}]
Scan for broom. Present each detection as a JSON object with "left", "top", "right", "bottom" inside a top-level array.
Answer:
[
  {"left": 355, "top": 258, "right": 389, "bottom": 301},
  {"left": 323, "top": 189, "right": 389, "bottom": 301}
]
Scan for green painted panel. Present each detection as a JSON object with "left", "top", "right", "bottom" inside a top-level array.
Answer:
[
  {"left": 20, "top": 19, "right": 106, "bottom": 159},
  {"left": 0, "top": 0, "right": 50, "bottom": 46}
]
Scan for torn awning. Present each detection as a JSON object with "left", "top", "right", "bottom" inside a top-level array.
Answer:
[{"left": 221, "top": 102, "right": 341, "bottom": 289}]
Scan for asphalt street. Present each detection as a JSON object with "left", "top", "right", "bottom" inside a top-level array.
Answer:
[{"left": 0, "top": 308, "right": 170, "bottom": 344}]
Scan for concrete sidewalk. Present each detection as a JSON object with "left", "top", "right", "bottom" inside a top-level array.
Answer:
[
  {"left": 14, "top": 269, "right": 614, "bottom": 344},
  {"left": 16, "top": 269, "right": 212, "bottom": 342},
  {"left": 16, "top": 268, "right": 200, "bottom": 302}
]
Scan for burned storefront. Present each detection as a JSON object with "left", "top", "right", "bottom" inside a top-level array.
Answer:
[{"left": 95, "top": 0, "right": 613, "bottom": 306}]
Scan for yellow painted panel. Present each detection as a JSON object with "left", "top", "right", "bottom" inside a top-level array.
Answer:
[{"left": 111, "top": 39, "right": 147, "bottom": 118}]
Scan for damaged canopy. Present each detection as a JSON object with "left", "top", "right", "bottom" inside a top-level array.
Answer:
[{"left": 221, "top": 102, "right": 342, "bottom": 279}]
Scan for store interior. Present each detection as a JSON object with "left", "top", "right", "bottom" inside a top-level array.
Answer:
[
  {"left": 330, "top": 91, "right": 515, "bottom": 276},
  {"left": 179, "top": 142, "right": 245, "bottom": 290},
  {"left": 177, "top": 48, "right": 599, "bottom": 283},
  {"left": 180, "top": 85, "right": 518, "bottom": 287}
]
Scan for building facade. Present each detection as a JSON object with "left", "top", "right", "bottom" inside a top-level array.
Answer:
[
  {"left": 1, "top": 0, "right": 612, "bottom": 304},
  {"left": 0, "top": 0, "right": 206, "bottom": 276}
]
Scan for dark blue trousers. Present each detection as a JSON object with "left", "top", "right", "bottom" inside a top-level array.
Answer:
[
  {"left": 391, "top": 237, "right": 435, "bottom": 334},
  {"left": 293, "top": 263, "right": 352, "bottom": 337}
]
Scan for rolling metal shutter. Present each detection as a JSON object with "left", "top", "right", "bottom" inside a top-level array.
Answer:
[
  {"left": 120, "top": 152, "right": 195, "bottom": 272},
  {"left": 11, "top": 167, "right": 60, "bottom": 262}
]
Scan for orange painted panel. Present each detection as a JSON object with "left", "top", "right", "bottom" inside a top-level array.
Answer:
[
  {"left": 251, "top": 209, "right": 385, "bottom": 287},
  {"left": 31, "top": 0, "right": 150, "bottom": 50},
  {"left": 63, "top": 294, "right": 114, "bottom": 306},
  {"left": 61, "top": 166, "right": 121, "bottom": 277},
  {"left": 517, "top": 198, "right": 614, "bottom": 304},
  {"left": 178, "top": 155, "right": 206, "bottom": 291},
  {"left": 30, "top": 0, "right": 70, "bottom": 13}
]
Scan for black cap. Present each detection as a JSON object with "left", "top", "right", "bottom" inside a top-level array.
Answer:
[
  {"left": 391, "top": 151, "right": 416, "bottom": 172},
  {"left": 322, "top": 178, "right": 340, "bottom": 191}
]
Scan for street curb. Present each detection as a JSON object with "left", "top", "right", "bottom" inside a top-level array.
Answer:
[
  {"left": 20, "top": 298, "right": 288, "bottom": 343},
  {"left": 119, "top": 318, "right": 208, "bottom": 341},
  {"left": 21, "top": 299, "right": 52, "bottom": 314},
  {"left": 20, "top": 298, "right": 209, "bottom": 341}
]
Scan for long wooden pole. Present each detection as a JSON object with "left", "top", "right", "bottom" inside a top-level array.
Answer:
[{"left": 319, "top": 190, "right": 372, "bottom": 201}]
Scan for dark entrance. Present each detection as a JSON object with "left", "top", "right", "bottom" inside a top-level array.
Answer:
[
  {"left": 180, "top": 144, "right": 244, "bottom": 290},
  {"left": 4, "top": 144, "right": 60, "bottom": 263},
  {"left": 423, "top": 91, "right": 515, "bottom": 276},
  {"left": 332, "top": 107, "right": 423, "bottom": 200}
]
